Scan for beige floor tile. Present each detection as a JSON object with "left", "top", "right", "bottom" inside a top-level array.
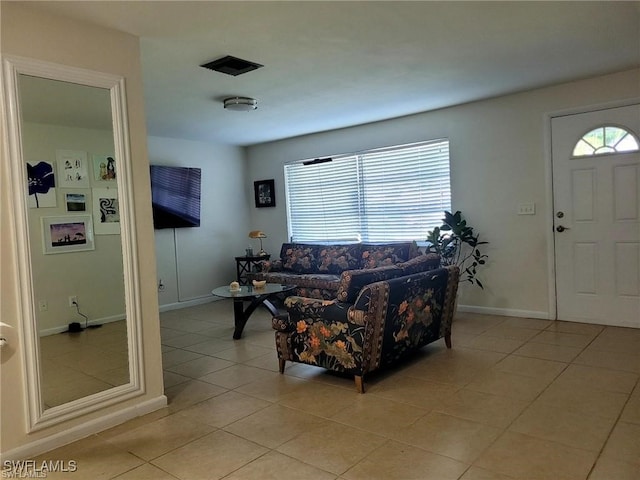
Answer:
[
  {"left": 235, "top": 372, "right": 309, "bottom": 402},
  {"left": 165, "top": 355, "right": 234, "bottom": 378},
  {"left": 434, "top": 388, "right": 529, "bottom": 429},
  {"left": 452, "top": 313, "right": 506, "bottom": 334},
  {"left": 534, "top": 382, "right": 629, "bottom": 420},
  {"left": 590, "top": 326, "right": 640, "bottom": 353},
  {"left": 464, "top": 334, "right": 526, "bottom": 354},
  {"left": 211, "top": 344, "right": 275, "bottom": 363},
  {"left": 277, "top": 381, "right": 357, "bottom": 417},
  {"left": 164, "top": 379, "right": 228, "bottom": 413},
  {"left": 474, "top": 431, "right": 597, "bottom": 480},
  {"left": 499, "top": 318, "right": 553, "bottom": 330},
  {"left": 399, "top": 360, "right": 488, "bottom": 388},
  {"left": 224, "top": 404, "right": 329, "bottom": 448},
  {"left": 113, "top": 463, "right": 180, "bottom": 479},
  {"left": 97, "top": 408, "right": 172, "bottom": 440},
  {"left": 198, "top": 364, "right": 279, "bottom": 389},
  {"left": 152, "top": 430, "right": 268, "bottom": 480},
  {"left": 493, "top": 355, "right": 566, "bottom": 381},
  {"left": 479, "top": 324, "right": 540, "bottom": 342},
  {"left": 342, "top": 440, "right": 468, "bottom": 480},
  {"left": 465, "top": 369, "right": 552, "bottom": 401},
  {"left": 183, "top": 338, "right": 235, "bottom": 356},
  {"left": 32, "top": 435, "right": 144, "bottom": 480},
  {"left": 551, "top": 363, "right": 638, "bottom": 394},
  {"left": 588, "top": 456, "right": 640, "bottom": 480},
  {"left": 574, "top": 347, "right": 640, "bottom": 374},
  {"left": 177, "top": 390, "right": 271, "bottom": 428},
  {"left": 242, "top": 351, "right": 281, "bottom": 372},
  {"left": 329, "top": 393, "right": 430, "bottom": 437},
  {"left": 277, "top": 422, "right": 387, "bottom": 475},
  {"left": 512, "top": 341, "right": 582, "bottom": 363},
  {"left": 161, "top": 332, "right": 212, "bottom": 348},
  {"left": 105, "top": 414, "right": 216, "bottom": 461},
  {"left": 159, "top": 317, "right": 212, "bottom": 333},
  {"left": 601, "top": 421, "right": 640, "bottom": 465},
  {"left": 160, "top": 327, "right": 185, "bottom": 341},
  {"left": 545, "top": 320, "right": 603, "bottom": 336},
  {"left": 459, "top": 466, "right": 516, "bottom": 480},
  {"left": 508, "top": 401, "right": 615, "bottom": 451},
  {"left": 429, "top": 347, "right": 507, "bottom": 371},
  {"left": 390, "top": 411, "right": 501, "bottom": 463},
  {"left": 224, "top": 451, "right": 336, "bottom": 480},
  {"left": 163, "top": 370, "right": 191, "bottom": 389},
  {"left": 368, "top": 374, "right": 459, "bottom": 409},
  {"left": 529, "top": 330, "right": 594, "bottom": 348},
  {"left": 621, "top": 394, "right": 640, "bottom": 424},
  {"left": 161, "top": 349, "right": 204, "bottom": 368}
]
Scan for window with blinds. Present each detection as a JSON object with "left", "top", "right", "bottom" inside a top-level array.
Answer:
[{"left": 284, "top": 139, "right": 451, "bottom": 242}]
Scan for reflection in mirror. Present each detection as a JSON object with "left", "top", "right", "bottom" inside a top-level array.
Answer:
[
  {"left": 3, "top": 55, "right": 144, "bottom": 431},
  {"left": 18, "top": 74, "right": 130, "bottom": 409}
]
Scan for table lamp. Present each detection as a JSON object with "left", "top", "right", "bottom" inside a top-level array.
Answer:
[{"left": 248, "top": 230, "right": 267, "bottom": 256}]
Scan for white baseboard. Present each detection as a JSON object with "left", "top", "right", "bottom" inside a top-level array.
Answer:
[
  {"left": 457, "top": 304, "right": 551, "bottom": 320},
  {"left": 159, "top": 296, "right": 219, "bottom": 313},
  {"left": 39, "top": 314, "right": 126, "bottom": 337},
  {"left": 0, "top": 395, "right": 167, "bottom": 462}
]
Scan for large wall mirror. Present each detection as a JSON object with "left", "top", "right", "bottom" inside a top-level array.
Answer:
[{"left": 2, "top": 55, "right": 144, "bottom": 431}]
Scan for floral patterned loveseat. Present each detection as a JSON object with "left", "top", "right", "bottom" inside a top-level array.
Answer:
[
  {"left": 254, "top": 241, "right": 436, "bottom": 300},
  {"left": 272, "top": 265, "right": 460, "bottom": 393}
]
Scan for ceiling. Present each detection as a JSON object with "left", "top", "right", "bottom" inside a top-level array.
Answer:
[{"left": 21, "top": 1, "right": 640, "bottom": 147}]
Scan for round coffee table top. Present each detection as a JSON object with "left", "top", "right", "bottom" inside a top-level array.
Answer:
[{"left": 212, "top": 283, "right": 295, "bottom": 299}]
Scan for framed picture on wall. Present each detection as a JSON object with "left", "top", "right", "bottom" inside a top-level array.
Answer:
[
  {"left": 64, "top": 191, "right": 87, "bottom": 212},
  {"left": 41, "top": 215, "right": 95, "bottom": 254},
  {"left": 254, "top": 179, "right": 275, "bottom": 208},
  {"left": 92, "top": 187, "right": 120, "bottom": 235},
  {"left": 56, "top": 150, "right": 89, "bottom": 188},
  {"left": 92, "top": 154, "right": 117, "bottom": 183},
  {"left": 26, "top": 160, "right": 57, "bottom": 208}
]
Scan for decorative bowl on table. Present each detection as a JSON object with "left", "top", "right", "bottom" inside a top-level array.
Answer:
[
  {"left": 252, "top": 280, "right": 267, "bottom": 289},
  {"left": 229, "top": 281, "right": 241, "bottom": 292}
]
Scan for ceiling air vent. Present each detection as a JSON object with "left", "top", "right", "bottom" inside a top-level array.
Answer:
[{"left": 200, "top": 55, "right": 263, "bottom": 76}]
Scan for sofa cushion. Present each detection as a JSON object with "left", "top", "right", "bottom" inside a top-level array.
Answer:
[
  {"left": 316, "top": 244, "right": 361, "bottom": 274},
  {"left": 336, "top": 265, "right": 403, "bottom": 303},
  {"left": 360, "top": 242, "right": 414, "bottom": 269},
  {"left": 280, "top": 243, "right": 319, "bottom": 273},
  {"left": 398, "top": 253, "right": 441, "bottom": 275}
]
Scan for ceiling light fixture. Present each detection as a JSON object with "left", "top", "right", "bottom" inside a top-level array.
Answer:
[{"left": 223, "top": 97, "right": 258, "bottom": 112}]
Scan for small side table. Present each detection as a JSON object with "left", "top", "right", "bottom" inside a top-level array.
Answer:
[{"left": 235, "top": 254, "right": 270, "bottom": 285}]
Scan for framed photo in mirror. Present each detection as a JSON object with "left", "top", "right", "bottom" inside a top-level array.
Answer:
[{"left": 41, "top": 215, "right": 95, "bottom": 254}]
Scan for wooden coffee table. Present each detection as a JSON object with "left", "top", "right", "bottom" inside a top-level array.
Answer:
[{"left": 211, "top": 283, "right": 295, "bottom": 339}]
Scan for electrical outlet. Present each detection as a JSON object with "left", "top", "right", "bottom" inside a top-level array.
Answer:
[
  {"left": 38, "top": 300, "right": 48, "bottom": 311},
  {"left": 68, "top": 296, "right": 77, "bottom": 307},
  {"left": 158, "top": 279, "right": 165, "bottom": 292}
]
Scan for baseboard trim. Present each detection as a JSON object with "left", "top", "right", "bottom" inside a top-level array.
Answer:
[
  {"left": 0, "top": 395, "right": 167, "bottom": 461},
  {"left": 39, "top": 314, "right": 126, "bottom": 337},
  {"left": 457, "top": 304, "right": 551, "bottom": 320}
]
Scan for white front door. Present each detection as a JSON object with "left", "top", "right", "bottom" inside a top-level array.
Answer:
[{"left": 551, "top": 104, "right": 640, "bottom": 328}]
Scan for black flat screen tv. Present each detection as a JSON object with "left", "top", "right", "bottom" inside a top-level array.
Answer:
[{"left": 150, "top": 165, "right": 201, "bottom": 229}]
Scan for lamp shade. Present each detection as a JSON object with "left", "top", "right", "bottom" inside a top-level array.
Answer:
[{"left": 248, "top": 230, "right": 267, "bottom": 239}]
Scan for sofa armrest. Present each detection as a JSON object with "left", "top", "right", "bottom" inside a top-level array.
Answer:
[
  {"left": 283, "top": 296, "right": 352, "bottom": 323},
  {"left": 258, "top": 259, "right": 283, "bottom": 273}
]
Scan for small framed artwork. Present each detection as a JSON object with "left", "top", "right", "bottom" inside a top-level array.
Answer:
[
  {"left": 92, "top": 154, "right": 117, "bottom": 183},
  {"left": 56, "top": 150, "right": 89, "bottom": 188},
  {"left": 26, "top": 160, "right": 57, "bottom": 208},
  {"left": 92, "top": 187, "right": 120, "bottom": 235},
  {"left": 41, "top": 215, "right": 95, "bottom": 254},
  {"left": 64, "top": 191, "right": 87, "bottom": 212},
  {"left": 254, "top": 179, "right": 275, "bottom": 208}
]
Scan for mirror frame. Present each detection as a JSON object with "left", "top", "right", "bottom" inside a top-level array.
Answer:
[{"left": 2, "top": 55, "right": 145, "bottom": 431}]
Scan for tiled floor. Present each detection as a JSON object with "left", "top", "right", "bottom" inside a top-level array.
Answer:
[{"left": 34, "top": 300, "right": 640, "bottom": 479}]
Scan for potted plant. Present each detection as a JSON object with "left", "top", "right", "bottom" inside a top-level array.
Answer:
[{"left": 426, "top": 210, "right": 488, "bottom": 288}]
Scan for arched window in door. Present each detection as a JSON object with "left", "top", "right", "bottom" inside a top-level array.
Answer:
[{"left": 572, "top": 125, "right": 639, "bottom": 157}]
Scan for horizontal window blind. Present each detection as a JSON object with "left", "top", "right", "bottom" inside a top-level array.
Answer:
[{"left": 284, "top": 139, "right": 450, "bottom": 242}]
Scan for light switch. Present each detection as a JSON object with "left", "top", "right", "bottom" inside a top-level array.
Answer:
[{"left": 518, "top": 203, "right": 536, "bottom": 215}]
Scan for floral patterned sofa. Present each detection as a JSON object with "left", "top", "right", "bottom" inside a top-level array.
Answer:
[
  {"left": 254, "top": 241, "right": 438, "bottom": 299},
  {"left": 272, "top": 265, "right": 460, "bottom": 393}
]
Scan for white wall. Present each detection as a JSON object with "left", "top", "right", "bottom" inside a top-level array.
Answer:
[
  {"left": 247, "top": 68, "right": 640, "bottom": 319},
  {"left": 147, "top": 136, "right": 249, "bottom": 308}
]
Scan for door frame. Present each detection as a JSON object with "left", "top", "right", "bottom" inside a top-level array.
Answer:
[{"left": 544, "top": 97, "right": 640, "bottom": 321}]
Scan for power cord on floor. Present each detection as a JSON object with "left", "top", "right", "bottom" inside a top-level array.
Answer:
[{"left": 72, "top": 301, "right": 101, "bottom": 329}]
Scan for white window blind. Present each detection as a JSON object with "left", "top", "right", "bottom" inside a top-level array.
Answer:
[{"left": 284, "top": 139, "right": 451, "bottom": 243}]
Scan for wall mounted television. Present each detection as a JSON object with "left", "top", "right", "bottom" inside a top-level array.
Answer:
[{"left": 150, "top": 165, "right": 201, "bottom": 229}]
